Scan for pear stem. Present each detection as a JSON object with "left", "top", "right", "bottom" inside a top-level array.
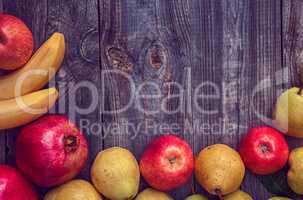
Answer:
[
  {"left": 191, "top": 184, "right": 195, "bottom": 194},
  {"left": 298, "top": 87, "right": 303, "bottom": 95}
]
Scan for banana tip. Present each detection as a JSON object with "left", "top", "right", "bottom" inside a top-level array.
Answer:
[
  {"left": 49, "top": 87, "right": 59, "bottom": 96},
  {"left": 51, "top": 32, "right": 65, "bottom": 42}
]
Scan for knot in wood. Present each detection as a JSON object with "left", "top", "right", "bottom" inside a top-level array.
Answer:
[{"left": 107, "top": 47, "right": 134, "bottom": 73}]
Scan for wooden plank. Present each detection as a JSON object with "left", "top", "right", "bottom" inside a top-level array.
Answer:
[
  {"left": 145, "top": 0, "right": 195, "bottom": 197},
  {"left": 189, "top": 1, "right": 226, "bottom": 198},
  {"left": 190, "top": 0, "right": 283, "bottom": 199},
  {"left": 283, "top": 0, "right": 303, "bottom": 89},
  {"left": 99, "top": 0, "right": 194, "bottom": 198},
  {"left": 99, "top": 0, "right": 139, "bottom": 148},
  {"left": 236, "top": 1, "right": 283, "bottom": 199}
]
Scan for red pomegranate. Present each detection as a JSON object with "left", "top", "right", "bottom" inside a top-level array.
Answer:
[
  {"left": 16, "top": 115, "right": 88, "bottom": 187},
  {"left": 0, "top": 165, "right": 38, "bottom": 200}
]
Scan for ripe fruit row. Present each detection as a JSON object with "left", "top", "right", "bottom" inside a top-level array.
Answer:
[{"left": 0, "top": 114, "right": 295, "bottom": 200}]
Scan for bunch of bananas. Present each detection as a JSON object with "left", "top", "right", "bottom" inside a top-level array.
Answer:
[{"left": 0, "top": 33, "right": 65, "bottom": 130}]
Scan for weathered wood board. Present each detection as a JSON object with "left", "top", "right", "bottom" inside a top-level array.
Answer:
[{"left": 0, "top": 0, "right": 303, "bottom": 199}]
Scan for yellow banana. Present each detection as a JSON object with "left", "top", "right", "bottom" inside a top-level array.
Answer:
[
  {"left": 0, "top": 88, "right": 59, "bottom": 130},
  {"left": 0, "top": 32, "right": 65, "bottom": 100}
]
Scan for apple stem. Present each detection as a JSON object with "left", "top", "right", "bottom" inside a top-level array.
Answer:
[
  {"left": 64, "top": 135, "right": 79, "bottom": 153},
  {"left": 259, "top": 144, "right": 270, "bottom": 154},
  {"left": 168, "top": 157, "right": 177, "bottom": 165},
  {"left": 298, "top": 87, "right": 303, "bottom": 95}
]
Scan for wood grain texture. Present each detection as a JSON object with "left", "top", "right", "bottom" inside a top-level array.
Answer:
[
  {"left": 98, "top": 0, "right": 286, "bottom": 199},
  {"left": 283, "top": 0, "right": 303, "bottom": 89},
  {"left": 236, "top": 1, "right": 283, "bottom": 199},
  {"left": 189, "top": 1, "right": 224, "bottom": 198},
  {"left": 99, "top": 0, "right": 195, "bottom": 198},
  {"left": 188, "top": 1, "right": 282, "bottom": 198},
  {"left": 1, "top": 0, "right": 303, "bottom": 199}
]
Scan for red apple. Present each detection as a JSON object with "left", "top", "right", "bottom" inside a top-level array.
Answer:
[
  {"left": 239, "top": 126, "right": 289, "bottom": 175},
  {"left": 16, "top": 115, "right": 88, "bottom": 187},
  {"left": 0, "top": 165, "right": 38, "bottom": 200},
  {"left": 140, "top": 135, "right": 194, "bottom": 191},
  {"left": 0, "top": 14, "right": 33, "bottom": 70}
]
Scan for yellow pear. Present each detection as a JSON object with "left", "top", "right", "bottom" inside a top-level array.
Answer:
[
  {"left": 224, "top": 190, "right": 253, "bottom": 200},
  {"left": 91, "top": 147, "right": 140, "bottom": 200},
  {"left": 184, "top": 194, "right": 208, "bottom": 200},
  {"left": 195, "top": 144, "right": 245, "bottom": 196},
  {"left": 287, "top": 147, "right": 303, "bottom": 194},
  {"left": 273, "top": 87, "right": 303, "bottom": 137},
  {"left": 44, "top": 179, "right": 102, "bottom": 200},
  {"left": 135, "top": 188, "right": 173, "bottom": 200},
  {"left": 268, "top": 197, "right": 292, "bottom": 200}
]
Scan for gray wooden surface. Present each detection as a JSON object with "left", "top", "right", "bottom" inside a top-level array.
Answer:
[{"left": 0, "top": 0, "right": 302, "bottom": 199}]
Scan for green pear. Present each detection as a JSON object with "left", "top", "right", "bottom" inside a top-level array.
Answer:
[
  {"left": 273, "top": 87, "right": 303, "bottom": 137},
  {"left": 268, "top": 197, "right": 293, "bottom": 200},
  {"left": 287, "top": 147, "right": 303, "bottom": 194},
  {"left": 44, "top": 179, "right": 102, "bottom": 200},
  {"left": 135, "top": 188, "right": 173, "bottom": 200},
  {"left": 224, "top": 190, "right": 253, "bottom": 200},
  {"left": 195, "top": 144, "right": 245, "bottom": 196},
  {"left": 184, "top": 194, "right": 208, "bottom": 200},
  {"left": 91, "top": 147, "right": 140, "bottom": 200}
]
